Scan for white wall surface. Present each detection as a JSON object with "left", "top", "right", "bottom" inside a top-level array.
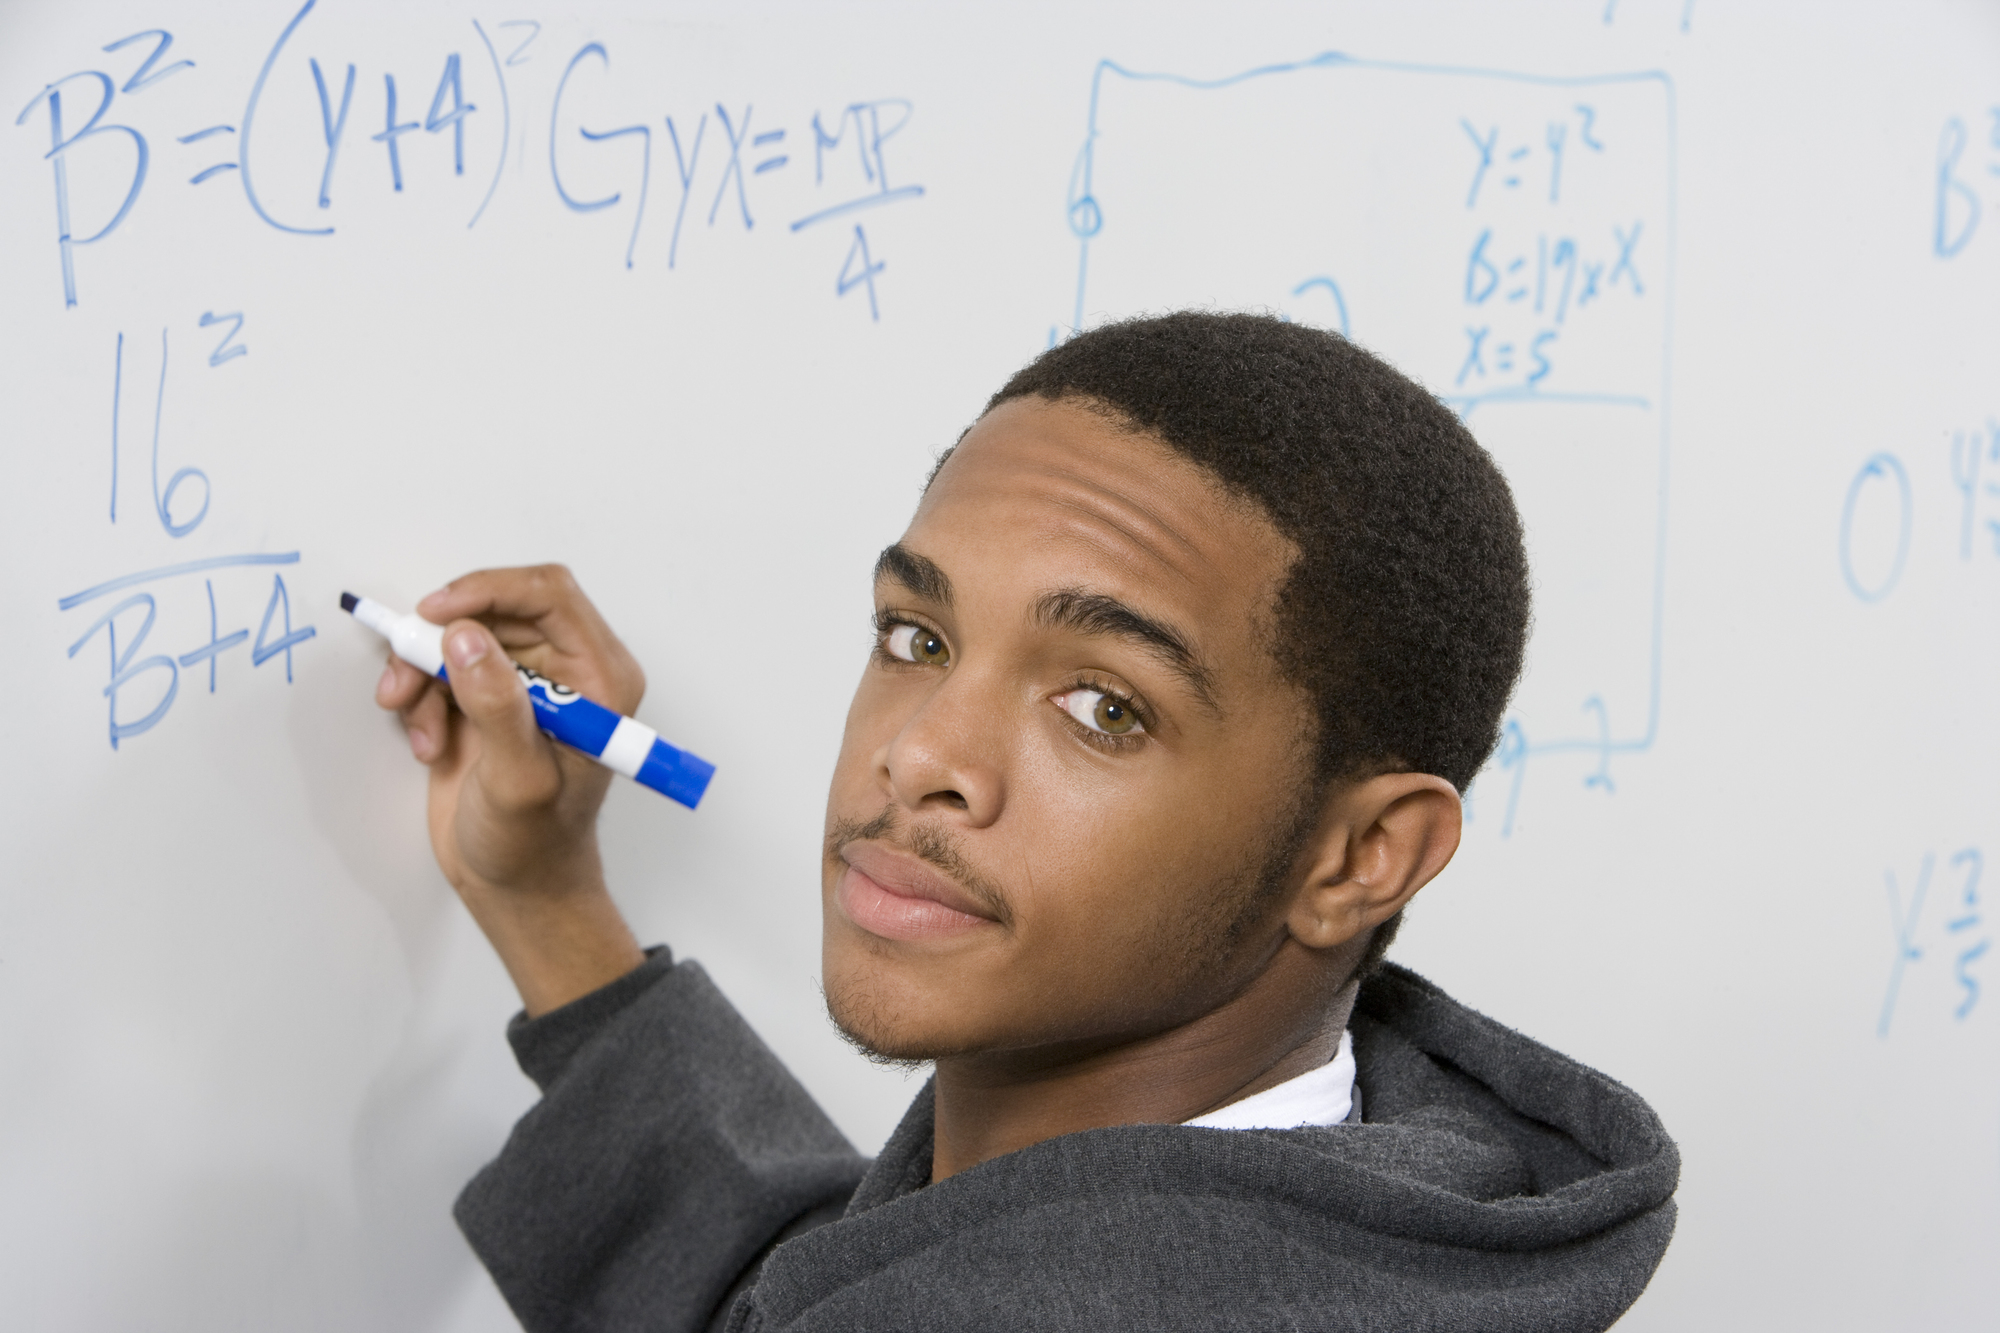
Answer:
[{"left": 3, "top": 1, "right": 1996, "bottom": 1328}]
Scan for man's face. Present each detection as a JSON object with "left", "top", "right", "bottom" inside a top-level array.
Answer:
[{"left": 821, "top": 397, "right": 1318, "bottom": 1063}]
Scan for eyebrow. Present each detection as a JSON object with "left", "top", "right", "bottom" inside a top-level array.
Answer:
[
  {"left": 1032, "top": 588, "right": 1220, "bottom": 715},
  {"left": 874, "top": 543, "right": 954, "bottom": 607}
]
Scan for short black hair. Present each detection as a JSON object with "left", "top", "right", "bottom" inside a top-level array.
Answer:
[{"left": 978, "top": 313, "right": 1531, "bottom": 972}]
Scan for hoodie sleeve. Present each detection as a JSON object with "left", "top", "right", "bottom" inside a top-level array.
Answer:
[{"left": 455, "top": 948, "right": 870, "bottom": 1333}]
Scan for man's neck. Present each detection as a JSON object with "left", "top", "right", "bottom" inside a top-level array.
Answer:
[{"left": 928, "top": 945, "right": 1362, "bottom": 1181}]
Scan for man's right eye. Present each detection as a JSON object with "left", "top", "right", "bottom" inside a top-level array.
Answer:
[{"left": 885, "top": 623, "right": 951, "bottom": 666}]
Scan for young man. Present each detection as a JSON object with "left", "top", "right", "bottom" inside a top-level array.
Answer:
[{"left": 376, "top": 313, "right": 1677, "bottom": 1332}]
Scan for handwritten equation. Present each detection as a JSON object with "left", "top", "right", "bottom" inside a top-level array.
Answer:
[
  {"left": 1451, "top": 104, "right": 1651, "bottom": 412},
  {"left": 57, "top": 322, "right": 315, "bottom": 750},
  {"left": 13, "top": 1, "right": 926, "bottom": 318},
  {"left": 1880, "top": 846, "right": 1991, "bottom": 1035}
]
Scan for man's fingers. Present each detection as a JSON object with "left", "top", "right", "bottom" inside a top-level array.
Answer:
[
  {"left": 418, "top": 565, "right": 610, "bottom": 647},
  {"left": 418, "top": 565, "right": 645, "bottom": 714},
  {"left": 488, "top": 617, "right": 559, "bottom": 649},
  {"left": 399, "top": 680, "right": 451, "bottom": 764},
  {"left": 380, "top": 654, "right": 449, "bottom": 762},
  {"left": 442, "top": 619, "right": 564, "bottom": 808},
  {"left": 375, "top": 653, "right": 433, "bottom": 711}
]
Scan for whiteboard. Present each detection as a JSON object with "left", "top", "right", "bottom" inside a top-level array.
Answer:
[{"left": 3, "top": 2, "right": 1996, "bottom": 1328}]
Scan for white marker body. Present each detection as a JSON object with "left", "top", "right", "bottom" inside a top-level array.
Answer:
[{"left": 351, "top": 595, "right": 447, "bottom": 677}]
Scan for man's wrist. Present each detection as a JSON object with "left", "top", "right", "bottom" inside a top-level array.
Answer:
[{"left": 452, "top": 857, "right": 647, "bottom": 1018}]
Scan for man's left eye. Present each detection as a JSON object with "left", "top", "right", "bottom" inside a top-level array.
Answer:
[
  {"left": 886, "top": 623, "right": 950, "bottom": 666},
  {"left": 1058, "top": 689, "right": 1143, "bottom": 736}
]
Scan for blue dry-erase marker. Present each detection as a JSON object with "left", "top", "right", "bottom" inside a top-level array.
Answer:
[{"left": 341, "top": 592, "right": 714, "bottom": 808}]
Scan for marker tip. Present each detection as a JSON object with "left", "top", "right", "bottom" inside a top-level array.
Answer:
[{"left": 339, "top": 592, "right": 358, "bottom": 614}]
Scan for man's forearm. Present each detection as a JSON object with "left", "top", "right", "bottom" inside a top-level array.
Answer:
[{"left": 454, "top": 850, "right": 647, "bottom": 1017}]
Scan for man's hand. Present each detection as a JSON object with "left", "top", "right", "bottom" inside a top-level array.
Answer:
[{"left": 375, "top": 564, "right": 648, "bottom": 1016}]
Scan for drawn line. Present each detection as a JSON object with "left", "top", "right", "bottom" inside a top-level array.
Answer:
[
  {"left": 469, "top": 18, "right": 508, "bottom": 229},
  {"left": 789, "top": 184, "right": 924, "bottom": 233},
  {"left": 1620, "top": 73, "right": 1677, "bottom": 766},
  {"left": 1064, "top": 51, "right": 1678, "bottom": 782},
  {"left": 241, "top": 0, "right": 332, "bottom": 236},
  {"left": 59, "top": 552, "right": 301, "bottom": 611},
  {"left": 1440, "top": 387, "right": 1652, "bottom": 415}
]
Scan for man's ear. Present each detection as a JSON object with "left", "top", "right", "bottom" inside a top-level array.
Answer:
[{"left": 1285, "top": 772, "right": 1462, "bottom": 951}]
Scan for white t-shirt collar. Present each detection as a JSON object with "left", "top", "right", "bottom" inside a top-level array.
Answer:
[{"left": 1181, "top": 1029, "right": 1356, "bottom": 1130}]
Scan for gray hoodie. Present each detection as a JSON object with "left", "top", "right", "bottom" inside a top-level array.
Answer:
[{"left": 457, "top": 952, "right": 1677, "bottom": 1332}]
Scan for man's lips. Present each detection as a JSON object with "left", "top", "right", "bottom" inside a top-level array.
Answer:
[{"left": 836, "top": 842, "right": 1001, "bottom": 942}]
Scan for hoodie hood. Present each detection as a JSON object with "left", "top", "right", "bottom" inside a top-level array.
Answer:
[{"left": 740, "top": 963, "right": 1678, "bottom": 1332}]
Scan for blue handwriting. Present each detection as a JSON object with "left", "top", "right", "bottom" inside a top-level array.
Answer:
[
  {"left": 1881, "top": 847, "right": 1990, "bottom": 1034},
  {"left": 15, "top": 7, "right": 925, "bottom": 322},
  {"left": 61, "top": 322, "right": 312, "bottom": 749}
]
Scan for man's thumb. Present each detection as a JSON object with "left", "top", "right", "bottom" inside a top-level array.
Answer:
[{"left": 444, "top": 620, "right": 558, "bottom": 804}]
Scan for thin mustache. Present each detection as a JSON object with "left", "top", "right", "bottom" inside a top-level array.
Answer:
[{"left": 826, "top": 809, "right": 1012, "bottom": 925}]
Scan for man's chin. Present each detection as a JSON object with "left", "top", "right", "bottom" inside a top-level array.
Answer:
[{"left": 823, "top": 982, "right": 972, "bottom": 1071}]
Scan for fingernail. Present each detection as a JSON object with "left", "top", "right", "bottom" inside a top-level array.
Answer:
[
  {"left": 378, "top": 662, "right": 397, "bottom": 692},
  {"left": 447, "top": 628, "right": 488, "bottom": 668},
  {"left": 411, "top": 730, "right": 435, "bottom": 761}
]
